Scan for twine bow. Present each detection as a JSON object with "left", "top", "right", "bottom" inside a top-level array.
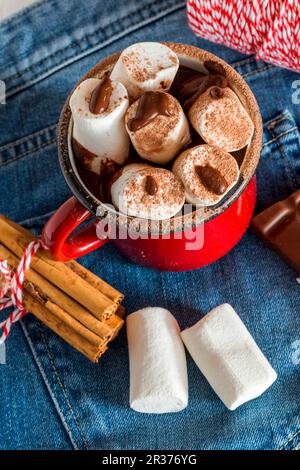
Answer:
[{"left": 0, "top": 240, "right": 40, "bottom": 344}]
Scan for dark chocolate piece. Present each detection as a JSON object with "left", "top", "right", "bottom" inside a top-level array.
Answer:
[
  {"left": 128, "top": 91, "right": 172, "bottom": 132},
  {"left": 251, "top": 190, "right": 300, "bottom": 272}
]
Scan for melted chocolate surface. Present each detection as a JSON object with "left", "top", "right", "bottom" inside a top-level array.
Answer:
[{"left": 128, "top": 91, "right": 172, "bottom": 132}]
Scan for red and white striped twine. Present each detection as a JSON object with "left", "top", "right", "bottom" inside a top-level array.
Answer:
[
  {"left": 0, "top": 240, "right": 40, "bottom": 344},
  {"left": 187, "top": 0, "right": 300, "bottom": 73}
]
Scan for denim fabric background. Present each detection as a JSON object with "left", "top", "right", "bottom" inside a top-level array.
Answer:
[{"left": 0, "top": 0, "right": 300, "bottom": 450}]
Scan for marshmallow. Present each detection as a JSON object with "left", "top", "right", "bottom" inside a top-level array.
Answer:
[
  {"left": 70, "top": 77, "right": 130, "bottom": 175},
  {"left": 173, "top": 145, "right": 239, "bottom": 206},
  {"left": 188, "top": 86, "right": 254, "bottom": 152},
  {"left": 110, "top": 42, "right": 179, "bottom": 100},
  {"left": 111, "top": 163, "right": 185, "bottom": 220},
  {"left": 125, "top": 91, "right": 191, "bottom": 164},
  {"left": 181, "top": 304, "right": 277, "bottom": 410},
  {"left": 127, "top": 307, "right": 188, "bottom": 413}
]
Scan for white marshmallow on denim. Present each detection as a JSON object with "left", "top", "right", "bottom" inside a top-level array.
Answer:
[
  {"left": 127, "top": 307, "right": 188, "bottom": 413},
  {"left": 181, "top": 304, "right": 277, "bottom": 410}
]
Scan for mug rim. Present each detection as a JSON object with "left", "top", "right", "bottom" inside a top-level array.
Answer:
[{"left": 57, "top": 42, "right": 263, "bottom": 234}]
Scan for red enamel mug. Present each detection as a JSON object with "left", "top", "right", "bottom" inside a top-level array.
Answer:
[{"left": 41, "top": 43, "right": 262, "bottom": 271}]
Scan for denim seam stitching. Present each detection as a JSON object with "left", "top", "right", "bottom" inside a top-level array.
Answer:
[
  {"left": 267, "top": 115, "right": 291, "bottom": 131},
  {"left": 0, "top": 140, "right": 56, "bottom": 167},
  {"left": 0, "top": 123, "right": 57, "bottom": 152},
  {"left": 292, "top": 440, "right": 300, "bottom": 450},
  {"left": 275, "top": 131, "right": 300, "bottom": 188},
  {"left": 279, "top": 427, "right": 300, "bottom": 450},
  {"left": 0, "top": 0, "right": 57, "bottom": 29},
  {"left": 6, "top": 0, "right": 184, "bottom": 83},
  {"left": 38, "top": 323, "right": 90, "bottom": 450},
  {"left": 19, "top": 321, "right": 77, "bottom": 450},
  {"left": 5, "top": 2, "right": 185, "bottom": 99},
  {"left": 18, "top": 209, "right": 56, "bottom": 226},
  {"left": 242, "top": 64, "right": 274, "bottom": 78},
  {"left": 231, "top": 55, "right": 257, "bottom": 67},
  {"left": 263, "top": 127, "right": 299, "bottom": 147},
  {"left": 263, "top": 110, "right": 291, "bottom": 127}
]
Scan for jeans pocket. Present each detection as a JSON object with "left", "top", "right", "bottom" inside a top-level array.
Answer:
[
  {"left": 0, "top": 125, "right": 71, "bottom": 226},
  {"left": 0, "top": 125, "right": 57, "bottom": 167},
  {"left": 256, "top": 110, "right": 300, "bottom": 213}
]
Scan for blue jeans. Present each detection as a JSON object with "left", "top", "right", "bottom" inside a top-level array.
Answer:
[{"left": 0, "top": 0, "right": 300, "bottom": 451}]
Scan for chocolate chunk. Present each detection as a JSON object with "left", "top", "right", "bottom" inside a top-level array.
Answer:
[
  {"left": 145, "top": 175, "right": 158, "bottom": 195},
  {"left": 89, "top": 76, "right": 113, "bottom": 114},
  {"left": 128, "top": 91, "right": 172, "bottom": 132},
  {"left": 251, "top": 190, "right": 300, "bottom": 272},
  {"left": 195, "top": 165, "right": 228, "bottom": 195}
]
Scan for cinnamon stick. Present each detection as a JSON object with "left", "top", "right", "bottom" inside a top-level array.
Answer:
[
  {"left": 0, "top": 215, "right": 117, "bottom": 321},
  {"left": 67, "top": 261, "right": 124, "bottom": 305},
  {"left": 24, "top": 295, "right": 108, "bottom": 362},
  {"left": 0, "top": 243, "right": 122, "bottom": 341},
  {"left": 0, "top": 214, "right": 125, "bottom": 362},
  {"left": 5, "top": 217, "right": 124, "bottom": 305}
]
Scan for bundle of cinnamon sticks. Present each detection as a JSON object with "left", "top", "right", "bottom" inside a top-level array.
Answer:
[{"left": 0, "top": 215, "right": 125, "bottom": 362}]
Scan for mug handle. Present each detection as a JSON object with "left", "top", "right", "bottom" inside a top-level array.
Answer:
[{"left": 41, "top": 197, "right": 109, "bottom": 261}]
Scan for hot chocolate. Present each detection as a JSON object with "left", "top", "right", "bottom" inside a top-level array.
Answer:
[{"left": 70, "top": 42, "right": 255, "bottom": 220}]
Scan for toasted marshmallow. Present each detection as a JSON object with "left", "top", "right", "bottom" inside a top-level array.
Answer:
[
  {"left": 70, "top": 77, "right": 130, "bottom": 175},
  {"left": 110, "top": 42, "right": 179, "bottom": 100},
  {"left": 188, "top": 86, "right": 254, "bottom": 152},
  {"left": 111, "top": 163, "right": 185, "bottom": 220},
  {"left": 173, "top": 145, "right": 239, "bottom": 206},
  {"left": 125, "top": 91, "right": 191, "bottom": 164}
]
